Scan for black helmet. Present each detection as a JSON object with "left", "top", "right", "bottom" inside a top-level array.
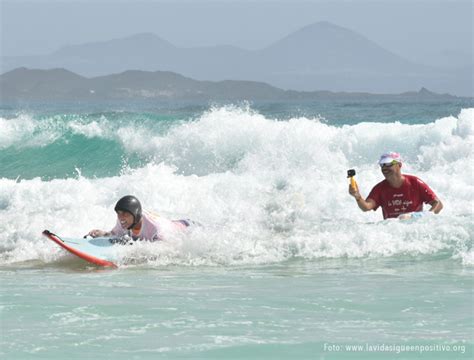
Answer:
[{"left": 114, "top": 195, "right": 142, "bottom": 229}]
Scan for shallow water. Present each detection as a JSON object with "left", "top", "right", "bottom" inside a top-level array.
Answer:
[{"left": 1, "top": 258, "right": 472, "bottom": 359}]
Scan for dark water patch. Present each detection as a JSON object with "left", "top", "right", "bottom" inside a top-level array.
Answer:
[{"left": 0, "top": 135, "right": 146, "bottom": 180}]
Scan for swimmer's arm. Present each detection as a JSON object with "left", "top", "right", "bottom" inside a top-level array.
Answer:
[{"left": 151, "top": 232, "right": 163, "bottom": 241}]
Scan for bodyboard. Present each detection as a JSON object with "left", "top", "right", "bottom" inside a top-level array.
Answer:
[
  {"left": 43, "top": 230, "right": 120, "bottom": 268},
  {"left": 398, "top": 211, "right": 431, "bottom": 221}
]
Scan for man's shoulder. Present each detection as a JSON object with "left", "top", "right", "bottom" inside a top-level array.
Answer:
[
  {"left": 373, "top": 179, "right": 389, "bottom": 189},
  {"left": 404, "top": 174, "right": 426, "bottom": 186},
  {"left": 368, "top": 179, "right": 388, "bottom": 200}
]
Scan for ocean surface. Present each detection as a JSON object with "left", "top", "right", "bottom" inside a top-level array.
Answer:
[{"left": 0, "top": 99, "right": 473, "bottom": 359}]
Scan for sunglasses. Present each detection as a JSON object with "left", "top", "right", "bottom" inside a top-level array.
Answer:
[{"left": 380, "top": 160, "right": 399, "bottom": 168}]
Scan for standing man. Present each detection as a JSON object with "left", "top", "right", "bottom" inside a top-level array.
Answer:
[{"left": 348, "top": 152, "right": 443, "bottom": 219}]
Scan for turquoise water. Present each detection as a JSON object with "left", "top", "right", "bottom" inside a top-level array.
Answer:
[
  {"left": 0, "top": 100, "right": 473, "bottom": 359},
  {"left": 1, "top": 259, "right": 472, "bottom": 359}
]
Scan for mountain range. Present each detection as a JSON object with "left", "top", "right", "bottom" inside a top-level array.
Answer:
[
  {"left": 1, "top": 22, "right": 472, "bottom": 96},
  {"left": 0, "top": 67, "right": 460, "bottom": 102}
]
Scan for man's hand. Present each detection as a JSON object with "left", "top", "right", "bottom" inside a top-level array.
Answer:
[
  {"left": 348, "top": 184, "right": 362, "bottom": 200},
  {"left": 348, "top": 185, "right": 376, "bottom": 212},
  {"left": 429, "top": 199, "right": 443, "bottom": 214}
]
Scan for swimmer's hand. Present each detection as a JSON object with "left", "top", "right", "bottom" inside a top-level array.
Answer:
[{"left": 86, "top": 229, "right": 109, "bottom": 238}]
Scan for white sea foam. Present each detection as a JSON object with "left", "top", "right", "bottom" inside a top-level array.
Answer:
[
  {"left": 68, "top": 116, "right": 111, "bottom": 138},
  {"left": 0, "top": 114, "right": 63, "bottom": 149},
  {"left": 0, "top": 107, "right": 472, "bottom": 266}
]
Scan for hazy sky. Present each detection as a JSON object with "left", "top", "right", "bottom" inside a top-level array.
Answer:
[{"left": 1, "top": 0, "right": 472, "bottom": 67}]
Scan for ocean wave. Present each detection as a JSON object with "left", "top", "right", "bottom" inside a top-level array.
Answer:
[
  {"left": 2, "top": 107, "right": 472, "bottom": 173},
  {"left": 0, "top": 106, "right": 472, "bottom": 267}
]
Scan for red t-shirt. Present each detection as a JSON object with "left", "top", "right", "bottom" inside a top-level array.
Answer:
[{"left": 367, "top": 174, "right": 438, "bottom": 219}]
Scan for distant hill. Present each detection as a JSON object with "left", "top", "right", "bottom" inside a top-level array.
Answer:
[
  {"left": 2, "top": 22, "right": 471, "bottom": 96},
  {"left": 0, "top": 68, "right": 283, "bottom": 101},
  {"left": 0, "top": 68, "right": 87, "bottom": 98},
  {"left": 0, "top": 67, "right": 460, "bottom": 103}
]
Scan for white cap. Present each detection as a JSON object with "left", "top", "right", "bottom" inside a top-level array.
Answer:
[{"left": 378, "top": 152, "right": 402, "bottom": 165}]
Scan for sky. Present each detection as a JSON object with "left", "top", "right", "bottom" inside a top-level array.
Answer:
[{"left": 1, "top": 0, "right": 472, "bottom": 68}]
